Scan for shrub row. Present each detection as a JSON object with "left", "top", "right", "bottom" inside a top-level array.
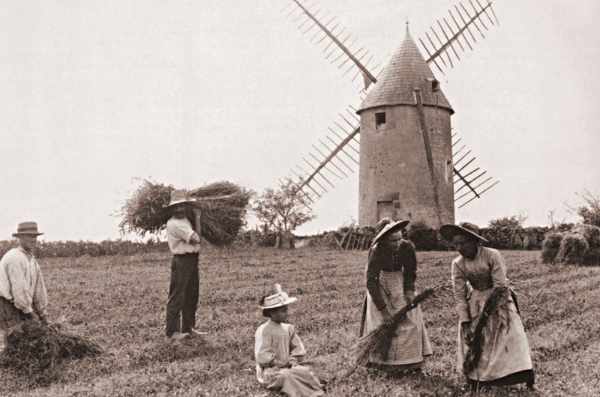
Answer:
[
  {"left": 290, "top": 222, "right": 577, "bottom": 252},
  {"left": 0, "top": 239, "right": 168, "bottom": 259},
  {"left": 407, "top": 223, "right": 554, "bottom": 251}
]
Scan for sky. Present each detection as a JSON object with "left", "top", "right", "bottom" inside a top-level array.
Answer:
[{"left": 1, "top": 0, "right": 599, "bottom": 241}]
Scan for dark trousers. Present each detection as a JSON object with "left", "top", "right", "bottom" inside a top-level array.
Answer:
[
  {"left": 166, "top": 253, "right": 199, "bottom": 336},
  {"left": 0, "top": 297, "right": 29, "bottom": 331}
]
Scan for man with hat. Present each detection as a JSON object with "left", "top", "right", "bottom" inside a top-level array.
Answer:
[
  {"left": 164, "top": 189, "right": 203, "bottom": 341},
  {"left": 0, "top": 221, "right": 48, "bottom": 352}
]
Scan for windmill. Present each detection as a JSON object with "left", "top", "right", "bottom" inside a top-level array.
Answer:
[{"left": 282, "top": 0, "right": 501, "bottom": 228}]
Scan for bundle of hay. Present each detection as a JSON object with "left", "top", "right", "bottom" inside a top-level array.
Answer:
[
  {"left": 189, "top": 181, "right": 252, "bottom": 246},
  {"left": 556, "top": 233, "right": 589, "bottom": 264},
  {"left": 541, "top": 232, "right": 564, "bottom": 263},
  {"left": 0, "top": 321, "right": 102, "bottom": 385},
  {"left": 119, "top": 180, "right": 251, "bottom": 246},
  {"left": 541, "top": 224, "right": 600, "bottom": 266},
  {"left": 463, "top": 287, "right": 511, "bottom": 374},
  {"left": 354, "top": 288, "right": 434, "bottom": 367},
  {"left": 119, "top": 179, "right": 174, "bottom": 236}
]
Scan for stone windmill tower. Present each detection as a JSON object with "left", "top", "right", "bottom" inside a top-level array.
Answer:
[
  {"left": 282, "top": 0, "right": 500, "bottom": 228},
  {"left": 357, "top": 28, "right": 454, "bottom": 228}
]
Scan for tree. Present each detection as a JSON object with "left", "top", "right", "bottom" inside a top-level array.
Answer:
[
  {"left": 252, "top": 178, "right": 315, "bottom": 247},
  {"left": 488, "top": 214, "right": 527, "bottom": 229},
  {"left": 576, "top": 190, "right": 600, "bottom": 227},
  {"left": 486, "top": 214, "right": 527, "bottom": 249}
]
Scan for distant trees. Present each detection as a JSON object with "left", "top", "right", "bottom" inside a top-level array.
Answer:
[
  {"left": 575, "top": 190, "right": 600, "bottom": 228},
  {"left": 252, "top": 178, "right": 315, "bottom": 248},
  {"left": 484, "top": 214, "right": 529, "bottom": 249},
  {"left": 488, "top": 214, "right": 527, "bottom": 229}
]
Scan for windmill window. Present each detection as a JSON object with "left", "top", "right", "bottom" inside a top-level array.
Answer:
[
  {"left": 428, "top": 78, "right": 440, "bottom": 92},
  {"left": 445, "top": 159, "right": 452, "bottom": 183},
  {"left": 375, "top": 112, "right": 386, "bottom": 129}
]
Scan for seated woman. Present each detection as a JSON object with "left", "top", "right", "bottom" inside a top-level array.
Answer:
[
  {"left": 359, "top": 219, "right": 432, "bottom": 370},
  {"left": 255, "top": 284, "right": 324, "bottom": 397},
  {"left": 440, "top": 223, "right": 535, "bottom": 390}
]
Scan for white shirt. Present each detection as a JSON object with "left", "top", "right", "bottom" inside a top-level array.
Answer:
[
  {"left": 0, "top": 247, "right": 48, "bottom": 315},
  {"left": 166, "top": 217, "right": 200, "bottom": 254}
]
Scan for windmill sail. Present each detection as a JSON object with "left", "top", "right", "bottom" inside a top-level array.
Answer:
[
  {"left": 284, "top": 0, "right": 379, "bottom": 90},
  {"left": 288, "top": 105, "right": 361, "bottom": 203},
  {"left": 282, "top": 1, "right": 501, "bottom": 217},
  {"left": 418, "top": 0, "right": 499, "bottom": 74},
  {"left": 451, "top": 132, "right": 500, "bottom": 208}
]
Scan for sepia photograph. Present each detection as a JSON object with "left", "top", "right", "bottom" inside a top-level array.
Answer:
[{"left": 1, "top": 1, "right": 599, "bottom": 395}]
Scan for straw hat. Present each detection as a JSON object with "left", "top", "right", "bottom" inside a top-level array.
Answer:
[
  {"left": 372, "top": 219, "right": 410, "bottom": 245},
  {"left": 166, "top": 189, "right": 195, "bottom": 208},
  {"left": 439, "top": 222, "right": 488, "bottom": 243},
  {"left": 260, "top": 284, "right": 297, "bottom": 310},
  {"left": 374, "top": 217, "right": 393, "bottom": 234},
  {"left": 12, "top": 221, "right": 44, "bottom": 237}
]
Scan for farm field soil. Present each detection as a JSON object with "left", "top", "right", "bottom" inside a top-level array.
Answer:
[{"left": 1, "top": 249, "right": 599, "bottom": 396}]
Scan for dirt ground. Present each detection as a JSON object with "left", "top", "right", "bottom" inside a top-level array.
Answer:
[{"left": 1, "top": 248, "right": 599, "bottom": 396}]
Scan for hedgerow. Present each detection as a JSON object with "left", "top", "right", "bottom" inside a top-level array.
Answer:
[{"left": 0, "top": 239, "right": 168, "bottom": 259}]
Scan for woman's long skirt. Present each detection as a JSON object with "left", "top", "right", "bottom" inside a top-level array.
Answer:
[
  {"left": 457, "top": 288, "right": 534, "bottom": 383},
  {"left": 359, "top": 270, "right": 432, "bottom": 366}
]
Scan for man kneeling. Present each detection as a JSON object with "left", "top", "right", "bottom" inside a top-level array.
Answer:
[{"left": 0, "top": 222, "right": 48, "bottom": 352}]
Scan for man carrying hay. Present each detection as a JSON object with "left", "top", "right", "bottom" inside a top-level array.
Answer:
[
  {"left": 0, "top": 221, "right": 48, "bottom": 352},
  {"left": 165, "top": 189, "right": 204, "bottom": 341}
]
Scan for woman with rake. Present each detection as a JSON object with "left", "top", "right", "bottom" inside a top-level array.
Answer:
[
  {"left": 358, "top": 219, "right": 432, "bottom": 372},
  {"left": 440, "top": 223, "right": 535, "bottom": 391}
]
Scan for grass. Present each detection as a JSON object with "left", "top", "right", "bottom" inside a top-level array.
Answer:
[{"left": 1, "top": 248, "right": 599, "bottom": 396}]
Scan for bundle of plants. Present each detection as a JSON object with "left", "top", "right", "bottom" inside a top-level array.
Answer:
[
  {"left": 463, "top": 286, "right": 510, "bottom": 374},
  {"left": 0, "top": 321, "right": 102, "bottom": 385},
  {"left": 354, "top": 288, "right": 434, "bottom": 367},
  {"left": 555, "top": 232, "right": 589, "bottom": 264},
  {"left": 119, "top": 180, "right": 251, "bottom": 245},
  {"left": 119, "top": 179, "right": 174, "bottom": 236},
  {"left": 541, "top": 232, "right": 564, "bottom": 263},
  {"left": 572, "top": 224, "right": 600, "bottom": 248},
  {"left": 189, "top": 181, "right": 252, "bottom": 246}
]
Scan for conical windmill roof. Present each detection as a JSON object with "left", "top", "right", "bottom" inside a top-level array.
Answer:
[{"left": 358, "top": 28, "right": 453, "bottom": 114}]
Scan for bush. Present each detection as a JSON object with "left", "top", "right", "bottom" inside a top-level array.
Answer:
[
  {"left": 555, "top": 223, "right": 575, "bottom": 232},
  {"left": 321, "top": 231, "right": 342, "bottom": 249},
  {"left": 0, "top": 239, "right": 168, "bottom": 258},
  {"left": 555, "top": 233, "right": 589, "bottom": 264},
  {"left": 583, "top": 248, "right": 600, "bottom": 266},
  {"left": 480, "top": 226, "right": 524, "bottom": 250},
  {"left": 541, "top": 232, "right": 563, "bottom": 263},
  {"left": 523, "top": 227, "right": 550, "bottom": 250},
  {"left": 407, "top": 221, "right": 440, "bottom": 251},
  {"left": 572, "top": 224, "right": 600, "bottom": 248},
  {"left": 256, "top": 231, "right": 278, "bottom": 247}
]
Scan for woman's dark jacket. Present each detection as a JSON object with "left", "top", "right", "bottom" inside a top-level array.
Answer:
[{"left": 366, "top": 239, "right": 417, "bottom": 311}]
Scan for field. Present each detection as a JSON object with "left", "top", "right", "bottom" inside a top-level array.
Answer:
[{"left": 1, "top": 248, "right": 599, "bottom": 396}]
